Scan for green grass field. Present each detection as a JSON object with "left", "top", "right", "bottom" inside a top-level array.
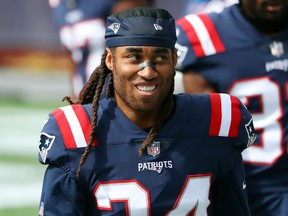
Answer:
[
  {"left": 0, "top": 154, "right": 42, "bottom": 216},
  {"left": 0, "top": 206, "right": 39, "bottom": 216},
  {"left": 0, "top": 58, "right": 71, "bottom": 215},
  {"left": 0, "top": 99, "right": 63, "bottom": 216}
]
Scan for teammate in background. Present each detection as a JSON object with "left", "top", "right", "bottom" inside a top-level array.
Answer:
[
  {"left": 173, "top": 0, "right": 238, "bottom": 94},
  {"left": 48, "top": 0, "right": 154, "bottom": 99},
  {"left": 37, "top": 7, "right": 255, "bottom": 215},
  {"left": 176, "top": 0, "right": 288, "bottom": 215},
  {"left": 181, "top": 0, "right": 238, "bottom": 15}
]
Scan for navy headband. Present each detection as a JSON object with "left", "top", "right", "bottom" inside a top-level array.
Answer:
[{"left": 105, "top": 7, "right": 177, "bottom": 50}]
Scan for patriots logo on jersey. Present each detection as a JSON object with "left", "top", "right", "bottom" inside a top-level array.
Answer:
[
  {"left": 245, "top": 119, "right": 256, "bottom": 147},
  {"left": 175, "top": 42, "right": 188, "bottom": 68},
  {"left": 39, "top": 132, "right": 55, "bottom": 163}
]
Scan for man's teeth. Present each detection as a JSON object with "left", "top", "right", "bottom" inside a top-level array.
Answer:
[{"left": 137, "top": 85, "right": 156, "bottom": 91}]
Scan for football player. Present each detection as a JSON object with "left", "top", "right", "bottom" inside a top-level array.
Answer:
[
  {"left": 48, "top": 0, "right": 154, "bottom": 99},
  {"left": 38, "top": 7, "right": 255, "bottom": 215},
  {"left": 181, "top": 0, "right": 238, "bottom": 15},
  {"left": 176, "top": 0, "right": 288, "bottom": 215}
]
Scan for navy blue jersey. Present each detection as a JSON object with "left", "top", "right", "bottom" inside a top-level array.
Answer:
[
  {"left": 49, "top": 0, "right": 117, "bottom": 26},
  {"left": 48, "top": 0, "right": 117, "bottom": 96},
  {"left": 180, "top": 0, "right": 238, "bottom": 15},
  {"left": 38, "top": 93, "right": 255, "bottom": 215},
  {"left": 176, "top": 3, "right": 288, "bottom": 195}
]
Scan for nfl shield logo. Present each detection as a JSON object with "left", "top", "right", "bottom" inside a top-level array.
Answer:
[
  {"left": 269, "top": 41, "right": 284, "bottom": 57},
  {"left": 147, "top": 141, "right": 160, "bottom": 157}
]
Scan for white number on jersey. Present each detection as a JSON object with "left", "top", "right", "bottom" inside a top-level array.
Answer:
[
  {"left": 94, "top": 175, "right": 211, "bottom": 215},
  {"left": 229, "top": 77, "right": 283, "bottom": 165}
]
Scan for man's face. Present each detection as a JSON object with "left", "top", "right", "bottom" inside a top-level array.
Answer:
[
  {"left": 241, "top": 0, "right": 288, "bottom": 21},
  {"left": 106, "top": 46, "right": 177, "bottom": 114}
]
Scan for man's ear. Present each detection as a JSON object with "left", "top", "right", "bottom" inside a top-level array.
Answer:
[{"left": 105, "top": 48, "right": 113, "bottom": 70}]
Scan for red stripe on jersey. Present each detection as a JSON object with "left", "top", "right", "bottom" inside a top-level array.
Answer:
[
  {"left": 71, "top": 105, "right": 97, "bottom": 146},
  {"left": 71, "top": 105, "right": 91, "bottom": 144},
  {"left": 209, "top": 94, "right": 222, "bottom": 136},
  {"left": 52, "top": 105, "right": 97, "bottom": 149},
  {"left": 198, "top": 14, "right": 225, "bottom": 53},
  {"left": 177, "top": 17, "right": 205, "bottom": 57},
  {"left": 52, "top": 108, "right": 77, "bottom": 149},
  {"left": 229, "top": 96, "right": 241, "bottom": 137}
]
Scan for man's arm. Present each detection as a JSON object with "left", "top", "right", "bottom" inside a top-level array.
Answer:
[
  {"left": 183, "top": 70, "right": 216, "bottom": 93},
  {"left": 212, "top": 153, "right": 251, "bottom": 216},
  {"left": 111, "top": 0, "right": 154, "bottom": 14},
  {"left": 39, "top": 166, "right": 88, "bottom": 216}
]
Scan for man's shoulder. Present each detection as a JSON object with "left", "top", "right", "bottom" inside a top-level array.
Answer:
[
  {"left": 177, "top": 93, "right": 255, "bottom": 149},
  {"left": 38, "top": 104, "right": 94, "bottom": 165}
]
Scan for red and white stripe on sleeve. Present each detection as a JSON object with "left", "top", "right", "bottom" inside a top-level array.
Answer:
[
  {"left": 52, "top": 105, "right": 97, "bottom": 149},
  {"left": 177, "top": 14, "right": 225, "bottom": 58},
  {"left": 209, "top": 93, "right": 241, "bottom": 137}
]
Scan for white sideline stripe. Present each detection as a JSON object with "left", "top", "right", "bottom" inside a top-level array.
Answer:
[
  {"left": 60, "top": 106, "right": 87, "bottom": 148},
  {"left": 219, "top": 94, "right": 232, "bottom": 136},
  {"left": 0, "top": 107, "right": 49, "bottom": 156},
  {"left": 0, "top": 163, "right": 45, "bottom": 208},
  {"left": 0, "top": 106, "right": 47, "bottom": 209},
  {"left": 185, "top": 14, "right": 216, "bottom": 55}
]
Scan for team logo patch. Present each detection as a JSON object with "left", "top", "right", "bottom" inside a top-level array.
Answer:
[
  {"left": 147, "top": 141, "right": 160, "bottom": 157},
  {"left": 108, "top": 23, "right": 120, "bottom": 34},
  {"left": 39, "top": 132, "right": 55, "bottom": 163},
  {"left": 245, "top": 119, "right": 256, "bottom": 147},
  {"left": 153, "top": 24, "right": 163, "bottom": 30},
  {"left": 175, "top": 42, "right": 188, "bottom": 68},
  {"left": 269, "top": 41, "right": 284, "bottom": 57}
]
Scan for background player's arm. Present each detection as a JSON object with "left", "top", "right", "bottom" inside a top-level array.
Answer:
[
  {"left": 183, "top": 69, "right": 216, "bottom": 93},
  {"left": 111, "top": 0, "right": 154, "bottom": 14}
]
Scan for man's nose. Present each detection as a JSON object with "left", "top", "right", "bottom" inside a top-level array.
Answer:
[{"left": 138, "top": 62, "right": 158, "bottom": 79}]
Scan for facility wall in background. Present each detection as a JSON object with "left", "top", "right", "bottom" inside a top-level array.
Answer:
[{"left": 0, "top": 0, "right": 184, "bottom": 53}]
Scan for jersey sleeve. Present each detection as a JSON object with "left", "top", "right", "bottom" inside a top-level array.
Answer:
[
  {"left": 175, "top": 13, "right": 226, "bottom": 73},
  {"left": 38, "top": 104, "right": 95, "bottom": 215},
  {"left": 208, "top": 93, "right": 256, "bottom": 151},
  {"left": 212, "top": 152, "right": 251, "bottom": 216},
  {"left": 175, "top": 19, "right": 198, "bottom": 72},
  {"left": 39, "top": 166, "right": 88, "bottom": 216},
  {"left": 38, "top": 104, "right": 94, "bottom": 166},
  {"left": 38, "top": 111, "right": 69, "bottom": 167}
]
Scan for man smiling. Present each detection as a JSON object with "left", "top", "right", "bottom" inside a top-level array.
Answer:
[{"left": 37, "top": 7, "right": 255, "bottom": 215}]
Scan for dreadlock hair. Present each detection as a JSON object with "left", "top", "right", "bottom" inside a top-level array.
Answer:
[{"left": 63, "top": 47, "right": 175, "bottom": 177}]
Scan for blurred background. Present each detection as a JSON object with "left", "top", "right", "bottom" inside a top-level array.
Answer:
[{"left": 0, "top": 0, "right": 185, "bottom": 215}]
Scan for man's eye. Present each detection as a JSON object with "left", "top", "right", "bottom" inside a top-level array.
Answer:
[
  {"left": 129, "top": 55, "right": 141, "bottom": 62},
  {"left": 155, "top": 56, "right": 166, "bottom": 62}
]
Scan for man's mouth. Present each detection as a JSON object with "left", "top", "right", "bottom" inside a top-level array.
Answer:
[
  {"left": 265, "top": 1, "right": 284, "bottom": 12},
  {"left": 136, "top": 85, "right": 156, "bottom": 92}
]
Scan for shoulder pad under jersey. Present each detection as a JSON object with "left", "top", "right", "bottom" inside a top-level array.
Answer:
[
  {"left": 176, "top": 13, "right": 226, "bottom": 71},
  {"left": 207, "top": 93, "right": 256, "bottom": 149},
  {"left": 38, "top": 104, "right": 97, "bottom": 165}
]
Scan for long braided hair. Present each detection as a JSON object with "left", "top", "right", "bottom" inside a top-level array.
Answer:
[{"left": 63, "top": 48, "right": 175, "bottom": 177}]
